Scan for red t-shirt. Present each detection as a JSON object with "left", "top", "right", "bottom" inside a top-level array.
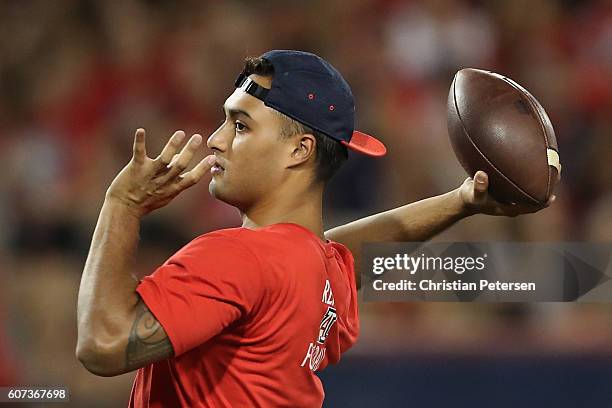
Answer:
[{"left": 129, "top": 223, "right": 359, "bottom": 408}]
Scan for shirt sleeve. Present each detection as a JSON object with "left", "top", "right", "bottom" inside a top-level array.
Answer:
[
  {"left": 334, "top": 243, "right": 360, "bottom": 354},
  {"left": 136, "top": 233, "right": 264, "bottom": 356}
]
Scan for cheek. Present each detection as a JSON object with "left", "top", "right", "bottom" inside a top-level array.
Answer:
[{"left": 231, "top": 135, "right": 284, "bottom": 179}]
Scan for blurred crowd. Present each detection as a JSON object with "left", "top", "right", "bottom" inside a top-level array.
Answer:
[{"left": 0, "top": 0, "right": 611, "bottom": 405}]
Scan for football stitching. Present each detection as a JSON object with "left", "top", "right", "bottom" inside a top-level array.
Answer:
[{"left": 452, "top": 76, "right": 541, "bottom": 205}]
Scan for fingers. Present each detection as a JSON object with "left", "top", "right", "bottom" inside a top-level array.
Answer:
[
  {"left": 156, "top": 130, "right": 186, "bottom": 167},
  {"left": 133, "top": 128, "right": 147, "bottom": 163},
  {"left": 177, "top": 155, "right": 216, "bottom": 189},
  {"left": 168, "top": 154, "right": 180, "bottom": 167},
  {"left": 155, "top": 134, "right": 203, "bottom": 185},
  {"left": 472, "top": 171, "right": 489, "bottom": 201}
]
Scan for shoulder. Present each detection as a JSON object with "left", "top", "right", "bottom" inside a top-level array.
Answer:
[
  {"left": 168, "top": 228, "right": 263, "bottom": 271},
  {"left": 172, "top": 224, "right": 321, "bottom": 267},
  {"left": 180, "top": 227, "right": 252, "bottom": 252}
]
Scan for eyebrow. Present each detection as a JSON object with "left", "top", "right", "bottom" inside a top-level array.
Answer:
[{"left": 223, "top": 105, "right": 253, "bottom": 120}]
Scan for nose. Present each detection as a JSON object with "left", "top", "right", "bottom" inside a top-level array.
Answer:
[{"left": 207, "top": 122, "right": 230, "bottom": 153}]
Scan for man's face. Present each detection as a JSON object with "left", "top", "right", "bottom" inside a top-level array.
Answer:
[{"left": 207, "top": 74, "right": 290, "bottom": 210}]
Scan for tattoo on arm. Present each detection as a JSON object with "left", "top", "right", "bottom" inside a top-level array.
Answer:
[{"left": 125, "top": 299, "right": 174, "bottom": 370}]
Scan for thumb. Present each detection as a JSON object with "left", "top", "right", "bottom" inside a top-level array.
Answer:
[{"left": 473, "top": 171, "right": 489, "bottom": 200}]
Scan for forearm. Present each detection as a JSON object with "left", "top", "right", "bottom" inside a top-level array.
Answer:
[
  {"left": 76, "top": 199, "right": 141, "bottom": 369},
  {"left": 325, "top": 188, "right": 469, "bottom": 288},
  {"left": 327, "top": 189, "right": 466, "bottom": 243}
]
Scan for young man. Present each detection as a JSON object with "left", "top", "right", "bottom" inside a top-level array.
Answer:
[{"left": 76, "top": 50, "right": 550, "bottom": 407}]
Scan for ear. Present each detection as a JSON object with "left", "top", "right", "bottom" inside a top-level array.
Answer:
[{"left": 288, "top": 133, "right": 316, "bottom": 167}]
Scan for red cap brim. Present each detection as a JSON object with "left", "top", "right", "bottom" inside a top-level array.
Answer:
[{"left": 341, "top": 130, "right": 387, "bottom": 157}]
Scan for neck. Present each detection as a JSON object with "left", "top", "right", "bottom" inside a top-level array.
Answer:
[{"left": 241, "top": 182, "right": 325, "bottom": 240}]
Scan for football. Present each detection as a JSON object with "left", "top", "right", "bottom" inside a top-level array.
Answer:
[{"left": 447, "top": 68, "right": 561, "bottom": 206}]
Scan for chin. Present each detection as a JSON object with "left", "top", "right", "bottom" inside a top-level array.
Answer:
[
  {"left": 208, "top": 180, "right": 223, "bottom": 200},
  {"left": 209, "top": 180, "right": 235, "bottom": 206},
  {"left": 208, "top": 180, "right": 252, "bottom": 212}
]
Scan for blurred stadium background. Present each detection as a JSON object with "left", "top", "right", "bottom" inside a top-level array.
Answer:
[{"left": 1, "top": 0, "right": 611, "bottom": 406}]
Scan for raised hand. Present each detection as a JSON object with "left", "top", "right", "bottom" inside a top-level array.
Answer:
[
  {"left": 459, "top": 170, "right": 557, "bottom": 217},
  {"left": 105, "top": 128, "right": 215, "bottom": 218}
]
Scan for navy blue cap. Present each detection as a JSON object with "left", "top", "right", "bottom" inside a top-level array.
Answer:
[{"left": 235, "top": 50, "right": 386, "bottom": 157}]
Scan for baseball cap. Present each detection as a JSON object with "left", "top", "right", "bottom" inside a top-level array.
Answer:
[{"left": 234, "top": 50, "right": 387, "bottom": 157}]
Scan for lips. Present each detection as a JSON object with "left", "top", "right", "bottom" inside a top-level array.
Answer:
[{"left": 211, "top": 157, "right": 226, "bottom": 174}]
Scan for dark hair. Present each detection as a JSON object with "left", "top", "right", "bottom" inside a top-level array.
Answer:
[{"left": 243, "top": 56, "right": 349, "bottom": 184}]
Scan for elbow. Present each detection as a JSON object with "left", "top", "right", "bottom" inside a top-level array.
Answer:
[{"left": 76, "top": 337, "right": 126, "bottom": 377}]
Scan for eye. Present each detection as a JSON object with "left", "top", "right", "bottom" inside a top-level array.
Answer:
[{"left": 235, "top": 121, "right": 247, "bottom": 132}]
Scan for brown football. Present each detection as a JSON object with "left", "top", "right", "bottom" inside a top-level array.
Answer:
[{"left": 447, "top": 68, "right": 561, "bottom": 206}]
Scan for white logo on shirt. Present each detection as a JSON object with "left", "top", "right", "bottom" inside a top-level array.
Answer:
[
  {"left": 322, "top": 279, "right": 335, "bottom": 306},
  {"left": 317, "top": 307, "right": 337, "bottom": 344},
  {"left": 301, "top": 279, "right": 338, "bottom": 372}
]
